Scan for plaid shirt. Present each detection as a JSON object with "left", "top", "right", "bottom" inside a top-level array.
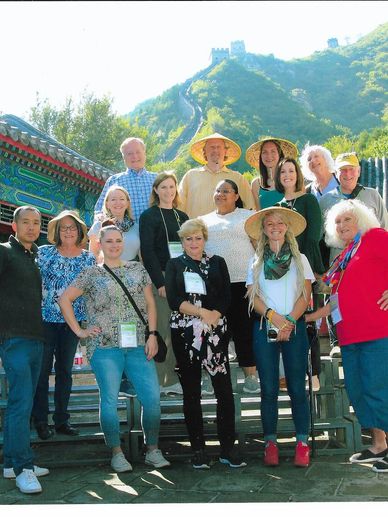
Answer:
[{"left": 94, "top": 168, "right": 158, "bottom": 223}]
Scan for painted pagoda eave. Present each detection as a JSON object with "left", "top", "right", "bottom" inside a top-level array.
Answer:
[{"left": 0, "top": 134, "right": 105, "bottom": 193}]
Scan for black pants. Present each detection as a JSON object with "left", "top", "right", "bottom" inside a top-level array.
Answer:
[
  {"left": 226, "top": 282, "right": 255, "bottom": 367},
  {"left": 171, "top": 329, "right": 236, "bottom": 453}
]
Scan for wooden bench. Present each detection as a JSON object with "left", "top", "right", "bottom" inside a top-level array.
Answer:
[{"left": 125, "top": 361, "right": 360, "bottom": 459}]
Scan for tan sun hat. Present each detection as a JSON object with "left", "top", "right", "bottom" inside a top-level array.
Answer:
[
  {"left": 245, "top": 137, "right": 298, "bottom": 168},
  {"left": 190, "top": 132, "right": 241, "bottom": 166},
  {"left": 244, "top": 205, "right": 306, "bottom": 241},
  {"left": 47, "top": 210, "right": 88, "bottom": 245}
]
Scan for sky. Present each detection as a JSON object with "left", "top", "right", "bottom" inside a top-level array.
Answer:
[{"left": 1, "top": 0, "right": 387, "bottom": 121}]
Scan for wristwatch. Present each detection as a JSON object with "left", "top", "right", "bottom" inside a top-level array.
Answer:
[{"left": 148, "top": 330, "right": 159, "bottom": 336}]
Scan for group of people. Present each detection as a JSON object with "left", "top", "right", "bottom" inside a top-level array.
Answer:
[{"left": 0, "top": 131, "right": 387, "bottom": 495}]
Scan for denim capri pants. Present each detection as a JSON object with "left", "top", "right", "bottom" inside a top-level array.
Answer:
[{"left": 341, "top": 337, "right": 388, "bottom": 431}]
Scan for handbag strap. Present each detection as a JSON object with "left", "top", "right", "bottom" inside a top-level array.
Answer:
[{"left": 103, "top": 263, "right": 147, "bottom": 326}]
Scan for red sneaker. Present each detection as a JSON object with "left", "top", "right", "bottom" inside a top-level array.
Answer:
[
  {"left": 264, "top": 441, "right": 279, "bottom": 466},
  {"left": 294, "top": 441, "right": 310, "bottom": 467}
]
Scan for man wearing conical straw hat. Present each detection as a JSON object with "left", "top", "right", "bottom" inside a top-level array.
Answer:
[{"left": 179, "top": 133, "right": 255, "bottom": 218}]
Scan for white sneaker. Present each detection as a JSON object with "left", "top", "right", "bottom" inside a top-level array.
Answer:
[
  {"left": 201, "top": 376, "right": 214, "bottom": 396},
  {"left": 4, "top": 464, "right": 49, "bottom": 479},
  {"left": 160, "top": 382, "right": 183, "bottom": 395},
  {"left": 145, "top": 448, "right": 171, "bottom": 468},
  {"left": 243, "top": 375, "right": 260, "bottom": 394},
  {"left": 111, "top": 452, "right": 133, "bottom": 472},
  {"left": 15, "top": 469, "right": 42, "bottom": 494}
]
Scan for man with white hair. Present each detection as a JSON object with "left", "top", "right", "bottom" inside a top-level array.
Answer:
[
  {"left": 94, "top": 137, "right": 157, "bottom": 223},
  {"left": 320, "top": 152, "right": 388, "bottom": 263}
]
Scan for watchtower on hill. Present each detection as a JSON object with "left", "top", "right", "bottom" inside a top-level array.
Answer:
[
  {"left": 327, "top": 38, "right": 339, "bottom": 48},
  {"left": 211, "top": 47, "right": 229, "bottom": 65},
  {"left": 231, "top": 40, "right": 246, "bottom": 57}
]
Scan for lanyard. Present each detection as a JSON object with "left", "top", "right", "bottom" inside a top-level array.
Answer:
[{"left": 159, "top": 207, "right": 182, "bottom": 245}]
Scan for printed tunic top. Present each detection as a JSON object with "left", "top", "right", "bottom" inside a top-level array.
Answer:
[{"left": 38, "top": 245, "right": 96, "bottom": 323}]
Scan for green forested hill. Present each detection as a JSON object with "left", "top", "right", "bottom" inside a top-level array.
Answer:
[{"left": 128, "top": 22, "right": 388, "bottom": 174}]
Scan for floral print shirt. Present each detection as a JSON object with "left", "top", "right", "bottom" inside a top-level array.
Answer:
[
  {"left": 71, "top": 261, "right": 151, "bottom": 359},
  {"left": 38, "top": 245, "right": 96, "bottom": 323}
]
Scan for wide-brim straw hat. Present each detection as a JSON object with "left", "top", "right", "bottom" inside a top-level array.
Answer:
[
  {"left": 190, "top": 132, "right": 241, "bottom": 166},
  {"left": 244, "top": 206, "right": 306, "bottom": 241},
  {"left": 245, "top": 137, "right": 298, "bottom": 168},
  {"left": 47, "top": 210, "right": 88, "bottom": 245}
]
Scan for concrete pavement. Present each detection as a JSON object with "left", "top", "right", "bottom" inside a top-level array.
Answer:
[{"left": 1, "top": 440, "right": 388, "bottom": 507}]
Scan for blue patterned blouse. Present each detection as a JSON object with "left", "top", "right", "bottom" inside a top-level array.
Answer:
[{"left": 38, "top": 245, "right": 96, "bottom": 323}]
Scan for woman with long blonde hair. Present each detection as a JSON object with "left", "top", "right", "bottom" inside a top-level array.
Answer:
[{"left": 245, "top": 206, "right": 314, "bottom": 468}]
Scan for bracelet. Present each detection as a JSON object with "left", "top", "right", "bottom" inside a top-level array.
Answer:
[
  {"left": 148, "top": 330, "right": 159, "bottom": 336},
  {"left": 264, "top": 307, "right": 272, "bottom": 320},
  {"left": 268, "top": 309, "right": 275, "bottom": 325},
  {"left": 285, "top": 314, "right": 297, "bottom": 325}
]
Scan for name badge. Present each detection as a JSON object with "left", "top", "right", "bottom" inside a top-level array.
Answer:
[
  {"left": 330, "top": 293, "right": 343, "bottom": 325},
  {"left": 168, "top": 241, "right": 183, "bottom": 258},
  {"left": 183, "top": 272, "right": 207, "bottom": 295},
  {"left": 119, "top": 322, "right": 137, "bottom": 348}
]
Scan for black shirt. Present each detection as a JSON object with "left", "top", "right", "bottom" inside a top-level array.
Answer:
[
  {"left": 139, "top": 206, "right": 189, "bottom": 289},
  {"left": 0, "top": 235, "right": 44, "bottom": 341},
  {"left": 165, "top": 254, "right": 231, "bottom": 316}
]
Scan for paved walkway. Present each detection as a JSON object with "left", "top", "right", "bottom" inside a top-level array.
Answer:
[{"left": 1, "top": 441, "right": 388, "bottom": 510}]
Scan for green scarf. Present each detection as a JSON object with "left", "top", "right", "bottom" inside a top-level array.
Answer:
[{"left": 263, "top": 242, "right": 292, "bottom": 280}]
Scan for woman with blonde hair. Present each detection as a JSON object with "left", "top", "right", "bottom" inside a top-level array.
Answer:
[
  {"left": 245, "top": 206, "right": 315, "bottom": 467},
  {"left": 165, "top": 218, "right": 246, "bottom": 469},
  {"left": 88, "top": 185, "right": 140, "bottom": 263},
  {"left": 140, "top": 171, "right": 189, "bottom": 395}
]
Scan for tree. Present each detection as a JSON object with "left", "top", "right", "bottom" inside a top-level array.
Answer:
[{"left": 28, "top": 91, "right": 154, "bottom": 171}]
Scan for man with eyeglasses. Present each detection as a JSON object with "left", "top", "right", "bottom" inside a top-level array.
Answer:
[
  {"left": 179, "top": 133, "right": 255, "bottom": 218},
  {"left": 0, "top": 206, "right": 50, "bottom": 494}
]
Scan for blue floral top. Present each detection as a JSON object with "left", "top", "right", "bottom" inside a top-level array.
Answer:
[{"left": 38, "top": 245, "right": 96, "bottom": 323}]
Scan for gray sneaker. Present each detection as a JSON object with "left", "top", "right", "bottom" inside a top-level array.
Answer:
[
  {"left": 145, "top": 449, "right": 171, "bottom": 468},
  {"left": 111, "top": 452, "right": 133, "bottom": 472},
  {"left": 243, "top": 375, "right": 260, "bottom": 394}
]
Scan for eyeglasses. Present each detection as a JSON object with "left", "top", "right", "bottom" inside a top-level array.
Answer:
[
  {"left": 59, "top": 225, "right": 77, "bottom": 232},
  {"left": 215, "top": 189, "right": 234, "bottom": 195}
]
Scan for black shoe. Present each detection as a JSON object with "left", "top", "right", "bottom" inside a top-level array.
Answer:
[
  {"left": 35, "top": 423, "right": 54, "bottom": 440},
  {"left": 372, "top": 456, "right": 388, "bottom": 473},
  {"left": 349, "top": 448, "right": 388, "bottom": 463},
  {"left": 55, "top": 423, "right": 79, "bottom": 436},
  {"left": 219, "top": 449, "right": 247, "bottom": 468},
  {"left": 192, "top": 449, "right": 210, "bottom": 469}
]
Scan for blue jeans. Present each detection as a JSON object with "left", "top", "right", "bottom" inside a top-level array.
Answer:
[
  {"left": 0, "top": 337, "right": 43, "bottom": 475},
  {"left": 32, "top": 322, "right": 79, "bottom": 426},
  {"left": 90, "top": 346, "right": 161, "bottom": 448},
  {"left": 252, "top": 319, "right": 310, "bottom": 442},
  {"left": 341, "top": 337, "right": 388, "bottom": 431}
]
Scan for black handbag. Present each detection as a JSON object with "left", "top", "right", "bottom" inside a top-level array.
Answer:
[{"left": 103, "top": 264, "right": 167, "bottom": 363}]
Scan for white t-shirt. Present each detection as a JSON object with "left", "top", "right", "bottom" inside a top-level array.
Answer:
[
  {"left": 246, "top": 254, "right": 314, "bottom": 315},
  {"left": 201, "top": 208, "right": 255, "bottom": 283}
]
